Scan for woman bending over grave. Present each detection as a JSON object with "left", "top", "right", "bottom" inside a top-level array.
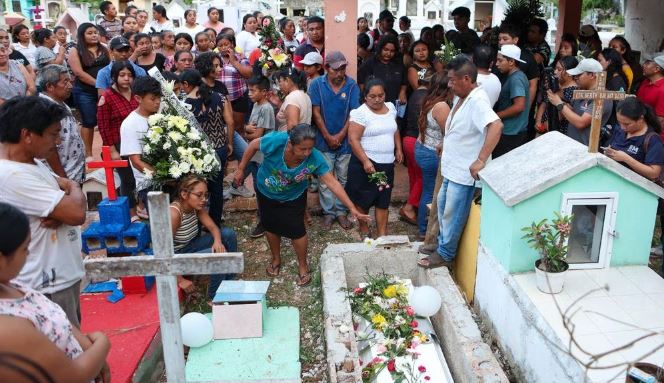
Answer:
[
  {"left": 170, "top": 174, "right": 237, "bottom": 301},
  {"left": 0, "top": 202, "right": 111, "bottom": 383},
  {"left": 233, "top": 124, "right": 371, "bottom": 287}
]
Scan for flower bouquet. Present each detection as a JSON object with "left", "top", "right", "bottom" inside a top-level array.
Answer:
[
  {"left": 368, "top": 171, "right": 391, "bottom": 192},
  {"left": 344, "top": 273, "right": 431, "bottom": 383},
  {"left": 141, "top": 114, "right": 220, "bottom": 187},
  {"left": 433, "top": 37, "right": 461, "bottom": 66},
  {"left": 257, "top": 16, "right": 291, "bottom": 77}
]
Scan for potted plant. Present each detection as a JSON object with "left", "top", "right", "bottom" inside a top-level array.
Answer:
[{"left": 522, "top": 212, "right": 573, "bottom": 294}]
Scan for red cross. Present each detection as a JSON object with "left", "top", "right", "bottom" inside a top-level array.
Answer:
[
  {"left": 31, "top": 5, "right": 44, "bottom": 16},
  {"left": 87, "top": 146, "right": 129, "bottom": 201}
]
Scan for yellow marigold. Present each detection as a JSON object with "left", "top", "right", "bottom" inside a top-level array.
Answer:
[
  {"left": 371, "top": 314, "right": 387, "bottom": 330},
  {"left": 395, "top": 283, "right": 409, "bottom": 298},
  {"left": 383, "top": 285, "right": 397, "bottom": 298}
]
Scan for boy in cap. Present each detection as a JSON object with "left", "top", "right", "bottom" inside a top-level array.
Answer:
[
  {"left": 493, "top": 44, "right": 529, "bottom": 157},
  {"left": 547, "top": 58, "right": 613, "bottom": 146},
  {"left": 300, "top": 51, "right": 324, "bottom": 90}
]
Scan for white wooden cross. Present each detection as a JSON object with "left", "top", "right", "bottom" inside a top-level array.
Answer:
[
  {"left": 572, "top": 71, "right": 631, "bottom": 153},
  {"left": 84, "top": 192, "right": 244, "bottom": 383}
]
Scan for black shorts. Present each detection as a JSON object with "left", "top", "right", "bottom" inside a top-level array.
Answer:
[
  {"left": 345, "top": 155, "right": 394, "bottom": 211},
  {"left": 230, "top": 93, "right": 250, "bottom": 114},
  {"left": 256, "top": 189, "right": 307, "bottom": 239}
]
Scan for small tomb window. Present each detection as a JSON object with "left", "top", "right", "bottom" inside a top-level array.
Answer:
[{"left": 560, "top": 192, "right": 618, "bottom": 269}]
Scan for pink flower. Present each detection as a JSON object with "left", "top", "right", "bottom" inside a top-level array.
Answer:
[
  {"left": 379, "top": 186, "right": 384, "bottom": 191},
  {"left": 424, "top": 376, "right": 431, "bottom": 381},
  {"left": 371, "top": 357, "right": 383, "bottom": 365},
  {"left": 354, "top": 287, "right": 363, "bottom": 295},
  {"left": 385, "top": 184, "right": 391, "bottom": 189},
  {"left": 406, "top": 306, "right": 415, "bottom": 316},
  {"left": 410, "top": 320, "right": 419, "bottom": 328},
  {"left": 418, "top": 365, "right": 426, "bottom": 373},
  {"left": 262, "top": 18, "right": 271, "bottom": 27},
  {"left": 376, "top": 344, "right": 387, "bottom": 354},
  {"left": 387, "top": 359, "right": 396, "bottom": 372}
]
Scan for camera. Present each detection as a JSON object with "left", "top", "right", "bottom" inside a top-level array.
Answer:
[{"left": 543, "top": 67, "right": 559, "bottom": 93}]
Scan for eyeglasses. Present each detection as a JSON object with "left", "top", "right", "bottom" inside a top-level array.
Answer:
[{"left": 190, "top": 191, "right": 210, "bottom": 200}]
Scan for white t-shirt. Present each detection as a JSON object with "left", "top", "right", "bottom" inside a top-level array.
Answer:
[
  {"left": 349, "top": 102, "right": 398, "bottom": 164},
  {"left": 277, "top": 90, "right": 312, "bottom": 131},
  {"left": 235, "top": 30, "right": 260, "bottom": 56},
  {"left": 0, "top": 160, "right": 84, "bottom": 294},
  {"left": 477, "top": 72, "right": 501, "bottom": 108},
  {"left": 442, "top": 87, "right": 500, "bottom": 186},
  {"left": 146, "top": 20, "right": 174, "bottom": 33},
  {"left": 120, "top": 111, "right": 150, "bottom": 190},
  {"left": 177, "top": 24, "right": 205, "bottom": 42}
]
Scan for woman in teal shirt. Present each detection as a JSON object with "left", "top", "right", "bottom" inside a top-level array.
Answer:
[{"left": 234, "top": 124, "right": 370, "bottom": 286}]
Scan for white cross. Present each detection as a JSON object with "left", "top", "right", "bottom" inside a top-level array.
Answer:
[{"left": 84, "top": 192, "right": 244, "bottom": 383}]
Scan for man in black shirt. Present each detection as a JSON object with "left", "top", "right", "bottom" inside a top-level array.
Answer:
[
  {"left": 450, "top": 7, "right": 481, "bottom": 54},
  {"left": 371, "top": 10, "right": 398, "bottom": 51}
]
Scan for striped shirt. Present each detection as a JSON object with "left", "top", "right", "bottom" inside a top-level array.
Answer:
[
  {"left": 98, "top": 18, "right": 123, "bottom": 39},
  {"left": 171, "top": 202, "right": 199, "bottom": 252}
]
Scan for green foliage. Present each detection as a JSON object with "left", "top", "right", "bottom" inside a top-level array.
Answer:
[
  {"left": 583, "top": 0, "right": 616, "bottom": 11},
  {"left": 522, "top": 212, "right": 574, "bottom": 273},
  {"left": 503, "top": 0, "right": 545, "bottom": 28}
]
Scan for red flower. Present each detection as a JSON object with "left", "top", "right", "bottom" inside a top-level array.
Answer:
[
  {"left": 410, "top": 320, "right": 419, "bottom": 328},
  {"left": 424, "top": 376, "right": 431, "bottom": 381},
  {"left": 406, "top": 306, "right": 415, "bottom": 316},
  {"left": 418, "top": 365, "right": 426, "bottom": 373},
  {"left": 387, "top": 359, "right": 396, "bottom": 372},
  {"left": 354, "top": 287, "right": 363, "bottom": 294}
]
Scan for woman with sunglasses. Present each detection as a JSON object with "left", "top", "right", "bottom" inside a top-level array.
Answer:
[{"left": 171, "top": 174, "right": 237, "bottom": 300}]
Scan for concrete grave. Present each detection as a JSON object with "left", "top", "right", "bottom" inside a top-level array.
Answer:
[{"left": 320, "top": 236, "right": 508, "bottom": 383}]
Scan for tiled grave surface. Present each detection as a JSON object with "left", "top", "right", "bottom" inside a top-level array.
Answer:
[{"left": 514, "top": 266, "right": 664, "bottom": 382}]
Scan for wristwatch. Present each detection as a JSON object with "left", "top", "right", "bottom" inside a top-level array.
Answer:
[{"left": 556, "top": 102, "right": 565, "bottom": 112}]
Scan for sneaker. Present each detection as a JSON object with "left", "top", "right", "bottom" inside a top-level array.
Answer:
[
  {"left": 223, "top": 187, "right": 232, "bottom": 200},
  {"left": 250, "top": 222, "right": 265, "bottom": 238},
  {"left": 230, "top": 184, "right": 255, "bottom": 198}
]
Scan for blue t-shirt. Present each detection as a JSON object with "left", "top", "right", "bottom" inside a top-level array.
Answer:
[
  {"left": 95, "top": 61, "right": 147, "bottom": 90},
  {"left": 308, "top": 75, "right": 361, "bottom": 154},
  {"left": 495, "top": 70, "right": 530, "bottom": 136},
  {"left": 609, "top": 127, "right": 664, "bottom": 166},
  {"left": 256, "top": 132, "right": 331, "bottom": 201}
]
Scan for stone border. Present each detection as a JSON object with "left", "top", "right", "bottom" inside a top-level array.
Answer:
[{"left": 321, "top": 238, "right": 508, "bottom": 383}]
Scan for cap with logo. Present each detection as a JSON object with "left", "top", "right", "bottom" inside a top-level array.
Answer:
[{"left": 109, "top": 36, "right": 130, "bottom": 51}]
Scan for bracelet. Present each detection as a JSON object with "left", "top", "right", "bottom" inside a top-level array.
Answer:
[{"left": 476, "top": 158, "right": 485, "bottom": 164}]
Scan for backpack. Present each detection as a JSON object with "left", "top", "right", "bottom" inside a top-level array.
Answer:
[{"left": 642, "top": 131, "right": 664, "bottom": 187}]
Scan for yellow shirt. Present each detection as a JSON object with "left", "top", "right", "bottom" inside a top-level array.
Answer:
[{"left": 622, "top": 63, "right": 634, "bottom": 91}]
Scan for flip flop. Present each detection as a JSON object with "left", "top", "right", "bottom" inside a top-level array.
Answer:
[
  {"left": 266, "top": 263, "right": 281, "bottom": 277},
  {"left": 399, "top": 207, "right": 417, "bottom": 225},
  {"left": 417, "top": 255, "right": 450, "bottom": 269},
  {"left": 297, "top": 273, "right": 312, "bottom": 287}
]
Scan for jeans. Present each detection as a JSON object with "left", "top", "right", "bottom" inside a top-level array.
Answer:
[
  {"left": 175, "top": 229, "right": 238, "bottom": 300},
  {"left": 319, "top": 151, "right": 350, "bottom": 217},
  {"left": 436, "top": 179, "right": 476, "bottom": 262},
  {"left": 208, "top": 146, "right": 228, "bottom": 226},
  {"left": 415, "top": 142, "right": 439, "bottom": 236},
  {"left": 231, "top": 131, "right": 253, "bottom": 180},
  {"left": 72, "top": 85, "right": 98, "bottom": 128}
]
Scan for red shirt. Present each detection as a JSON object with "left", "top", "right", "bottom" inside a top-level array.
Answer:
[
  {"left": 637, "top": 77, "right": 664, "bottom": 117},
  {"left": 97, "top": 88, "right": 139, "bottom": 147}
]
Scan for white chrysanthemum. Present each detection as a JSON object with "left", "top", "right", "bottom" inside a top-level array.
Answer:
[
  {"left": 163, "top": 142, "right": 171, "bottom": 150},
  {"left": 168, "top": 131, "right": 183, "bottom": 143},
  {"left": 163, "top": 80, "right": 175, "bottom": 95},
  {"left": 187, "top": 130, "right": 201, "bottom": 140},
  {"left": 148, "top": 114, "right": 164, "bottom": 126},
  {"left": 203, "top": 154, "right": 214, "bottom": 165},
  {"left": 178, "top": 162, "right": 191, "bottom": 173},
  {"left": 143, "top": 144, "right": 151, "bottom": 154},
  {"left": 177, "top": 147, "right": 187, "bottom": 155},
  {"left": 169, "top": 164, "right": 182, "bottom": 178},
  {"left": 143, "top": 168, "right": 154, "bottom": 180}
]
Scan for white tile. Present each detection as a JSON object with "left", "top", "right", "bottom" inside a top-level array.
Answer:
[
  {"left": 585, "top": 268, "right": 641, "bottom": 296},
  {"left": 627, "top": 308, "right": 664, "bottom": 329},
  {"left": 587, "top": 366, "right": 628, "bottom": 383},
  {"left": 647, "top": 293, "right": 664, "bottom": 311},
  {"left": 610, "top": 294, "right": 658, "bottom": 312},
  {"left": 603, "top": 329, "right": 664, "bottom": 363},
  {"left": 618, "top": 267, "right": 664, "bottom": 294},
  {"left": 585, "top": 305, "right": 640, "bottom": 334},
  {"left": 564, "top": 271, "right": 609, "bottom": 301}
]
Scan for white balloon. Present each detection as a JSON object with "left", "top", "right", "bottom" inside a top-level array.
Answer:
[
  {"left": 410, "top": 286, "right": 442, "bottom": 317},
  {"left": 180, "top": 312, "right": 213, "bottom": 348}
]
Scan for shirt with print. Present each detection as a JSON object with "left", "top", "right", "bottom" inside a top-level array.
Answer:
[
  {"left": 0, "top": 60, "right": 27, "bottom": 100},
  {"left": 442, "top": 87, "right": 500, "bottom": 186},
  {"left": 34, "top": 46, "right": 57, "bottom": 71},
  {"left": 98, "top": 18, "right": 122, "bottom": 39},
  {"left": 9, "top": 50, "right": 30, "bottom": 67},
  {"left": 0, "top": 160, "right": 84, "bottom": 294},
  {"left": 609, "top": 127, "right": 664, "bottom": 167},
  {"left": 567, "top": 97, "right": 613, "bottom": 146},
  {"left": 249, "top": 101, "right": 276, "bottom": 163},
  {"left": 185, "top": 92, "right": 229, "bottom": 149},
  {"left": 308, "top": 75, "right": 361, "bottom": 154},
  {"left": 40, "top": 94, "right": 86, "bottom": 183},
  {"left": 256, "top": 132, "right": 330, "bottom": 202},
  {"left": 495, "top": 69, "right": 530, "bottom": 135}
]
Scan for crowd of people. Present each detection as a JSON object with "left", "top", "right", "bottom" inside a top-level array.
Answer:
[{"left": 1, "top": 3, "right": 664, "bottom": 381}]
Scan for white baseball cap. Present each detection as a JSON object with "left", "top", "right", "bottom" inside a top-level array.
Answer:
[
  {"left": 498, "top": 44, "right": 525, "bottom": 63},
  {"left": 566, "top": 58, "right": 604, "bottom": 76},
  {"left": 300, "top": 52, "right": 324, "bottom": 66}
]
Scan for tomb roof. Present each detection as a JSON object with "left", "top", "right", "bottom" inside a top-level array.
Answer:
[{"left": 479, "top": 131, "right": 664, "bottom": 206}]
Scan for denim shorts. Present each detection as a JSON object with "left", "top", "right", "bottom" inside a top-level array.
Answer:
[{"left": 72, "top": 85, "right": 98, "bottom": 128}]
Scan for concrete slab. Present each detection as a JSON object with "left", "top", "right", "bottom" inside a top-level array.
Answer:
[{"left": 185, "top": 307, "right": 301, "bottom": 383}]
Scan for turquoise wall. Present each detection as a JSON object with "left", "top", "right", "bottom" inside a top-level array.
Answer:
[{"left": 481, "top": 166, "right": 659, "bottom": 273}]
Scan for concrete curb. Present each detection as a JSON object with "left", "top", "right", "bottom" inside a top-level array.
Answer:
[{"left": 320, "top": 239, "right": 508, "bottom": 383}]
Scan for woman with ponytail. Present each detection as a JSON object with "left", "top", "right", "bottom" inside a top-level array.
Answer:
[
  {"left": 274, "top": 67, "right": 312, "bottom": 131},
  {"left": 181, "top": 69, "right": 231, "bottom": 226},
  {"left": 414, "top": 73, "right": 451, "bottom": 239}
]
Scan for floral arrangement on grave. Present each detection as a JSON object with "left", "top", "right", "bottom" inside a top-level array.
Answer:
[
  {"left": 521, "top": 212, "right": 573, "bottom": 273},
  {"left": 141, "top": 69, "right": 221, "bottom": 187},
  {"left": 433, "top": 37, "right": 461, "bottom": 66},
  {"left": 257, "top": 16, "right": 290, "bottom": 77},
  {"left": 344, "top": 273, "right": 431, "bottom": 383},
  {"left": 368, "top": 171, "right": 391, "bottom": 192}
]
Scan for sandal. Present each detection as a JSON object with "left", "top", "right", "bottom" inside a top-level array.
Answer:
[
  {"left": 266, "top": 263, "right": 281, "bottom": 277},
  {"left": 399, "top": 207, "right": 417, "bottom": 225},
  {"left": 417, "top": 255, "right": 451, "bottom": 269},
  {"left": 296, "top": 272, "right": 312, "bottom": 287}
]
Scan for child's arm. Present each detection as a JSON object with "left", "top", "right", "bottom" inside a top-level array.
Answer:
[{"left": 128, "top": 154, "right": 155, "bottom": 174}]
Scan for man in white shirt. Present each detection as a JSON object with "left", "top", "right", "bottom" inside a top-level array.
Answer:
[
  {"left": 473, "top": 44, "right": 501, "bottom": 107},
  {"left": 418, "top": 57, "right": 503, "bottom": 269},
  {"left": 0, "top": 96, "right": 87, "bottom": 327}
]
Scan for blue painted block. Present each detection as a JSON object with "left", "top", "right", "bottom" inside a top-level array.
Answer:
[
  {"left": 81, "top": 222, "right": 105, "bottom": 254},
  {"left": 99, "top": 223, "right": 126, "bottom": 254},
  {"left": 121, "top": 222, "right": 150, "bottom": 253},
  {"left": 98, "top": 197, "right": 131, "bottom": 229}
]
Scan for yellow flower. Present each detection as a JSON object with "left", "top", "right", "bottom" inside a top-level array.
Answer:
[
  {"left": 395, "top": 283, "right": 409, "bottom": 298},
  {"left": 383, "top": 285, "right": 397, "bottom": 298},
  {"left": 371, "top": 314, "right": 387, "bottom": 330},
  {"left": 269, "top": 49, "right": 288, "bottom": 67}
]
